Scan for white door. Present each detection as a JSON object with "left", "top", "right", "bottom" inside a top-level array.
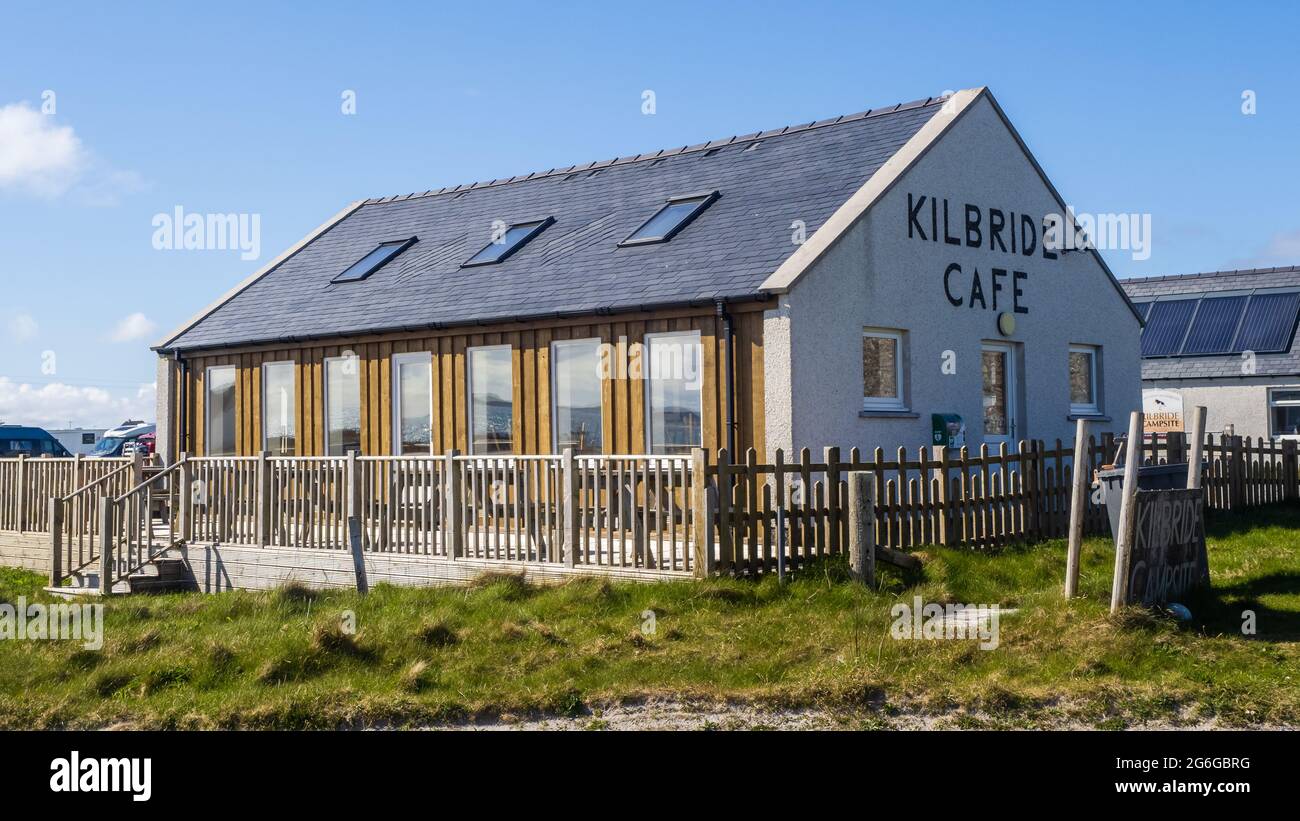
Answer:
[{"left": 981, "top": 343, "right": 1018, "bottom": 446}]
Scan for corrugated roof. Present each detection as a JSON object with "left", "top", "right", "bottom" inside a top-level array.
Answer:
[
  {"left": 162, "top": 97, "right": 946, "bottom": 351},
  {"left": 1121, "top": 266, "right": 1300, "bottom": 380}
]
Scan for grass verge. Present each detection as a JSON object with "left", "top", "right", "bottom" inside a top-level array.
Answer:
[{"left": 0, "top": 502, "right": 1296, "bottom": 729}]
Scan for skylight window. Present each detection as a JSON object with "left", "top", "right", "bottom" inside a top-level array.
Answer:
[
  {"left": 331, "top": 238, "right": 416, "bottom": 283},
  {"left": 462, "top": 218, "right": 554, "bottom": 267},
  {"left": 620, "top": 192, "right": 720, "bottom": 246}
]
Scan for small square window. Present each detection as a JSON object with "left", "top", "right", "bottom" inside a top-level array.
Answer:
[
  {"left": 620, "top": 192, "right": 719, "bottom": 246},
  {"left": 463, "top": 218, "right": 554, "bottom": 267},
  {"left": 863, "top": 330, "right": 906, "bottom": 412},
  {"left": 332, "top": 238, "right": 416, "bottom": 283},
  {"left": 1069, "top": 345, "right": 1100, "bottom": 415}
]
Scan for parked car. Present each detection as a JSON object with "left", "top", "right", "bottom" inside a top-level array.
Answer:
[
  {"left": 88, "top": 420, "right": 156, "bottom": 458},
  {"left": 0, "top": 425, "right": 73, "bottom": 457}
]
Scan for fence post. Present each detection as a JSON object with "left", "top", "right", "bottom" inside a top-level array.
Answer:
[
  {"left": 775, "top": 449, "right": 787, "bottom": 582},
  {"left": 562, "top": 448, "right": 578, "bottom": 567},
  {"left": 690, "top": 448, "right": 713, "bottom": 577},
  {"left": 1065, "top": 418, "right": 1090, "bottom": 598},
  {"left": 15, "top": 454, "right": 27, "bottom": 532},
  {"left": 1229, "top": 435, "right": 1245, "bottom": 510},
  {"left": 824, "top": 446, "right": 842, "bottom": 555},
  {"left": 131, "top": 450, "right": 145, "bottom": 487},
  {"left": 1109, "top": 411, "right": 1143, "bottom": 614},
  {"left": 847, "top": 472, "right": 876, "bottom": 587},
  {"left": 257, "top": 451, "right": 271, "bottom": 548},
  {"left": 98, "top": 496, "right": 113, "bottom": 595},
  {"left": 177, "top": 453, "right": 192, "bottom": 543},
  {"left": 49, "top": 497, "right": 63, "bottom": 587},
  {"left": 1283, "top": 440, "right": 1298, "bottom": 501},
  {"left": 444, "top": 450, "right": 462, "bottom": 560},
  {"left": 930, "top": 446, "right": 952, "bottom": 547},
  {"left": 73, "top": 453, "right": 84, "bottom": 490},
  {"left": 716, "top": 449, "right": 733, "bottom": 572},
  {"left": 1186, "top": 406, "right": 1207, "bottom": 492}
]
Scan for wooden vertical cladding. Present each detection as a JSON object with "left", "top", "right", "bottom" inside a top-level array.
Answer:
[{"left": 166, "top": 304, "right": 768, "bottom": 458}]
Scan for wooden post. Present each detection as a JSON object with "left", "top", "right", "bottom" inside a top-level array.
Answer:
[
  {"left": 824, "top": 446, "right": 842, "bottom": 556},
  {"left": 346, "top": 450, "right": 361, "bottom": 520},
  {"left": 931, "top": 445, "right": 952, "bottom": 547},
  {"left": 562, "top": 448, "right": 579, "bottom": 567},
  {"left": 177, "top": 453, "right": 192, "bottom": 543},
  {"left": 347, "top": 515, "right": 369, "bottom": 595},
  {"left": 1109, "top": 411, "right": 1143, "bottom": 614},
  {"left": 1186, "top": 406, "right": 1207, "bottom": 492},
  {"left": 15, "top": 454, "right": 27, "bottom": 532},
  {"left": 131, "top": 449, "right": 145, "bottom": 487},
  {"left": 73, "top": 453, "right": 84, "bottom": 490},
  {"left": 1283, "top": 439, "right": 1299, "bottom": 501},
  {"left": 690, "top": 448, "right": 713, "bottom": 577},
  {"left": 1065, "top": 418, "right": 1090, "bottom": 598},
  {"left": 1230, "top": 434, "right": 1245, "bottom": 510},
  {"left": 716, "top": 449, "right": 733, "bottom": 572},
  {"left": 775, "top": 449, "right": 787, "bottom": 582},
  {"left": 257, "top": 451, "right": 271, "bottom": 548},
  {"left": 847, "top": 472, "right": 876, "bottom": 587},
  {"left": 444, "top": 449, "right": 462, "bottom": 559},
  {"left": 98, "top": 496, "right": 113, "bottom": 595},
  {"left": 49, "top": 497, "right": 63, "bottom": 587}
]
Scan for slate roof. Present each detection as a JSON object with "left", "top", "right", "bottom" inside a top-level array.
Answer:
[
  {"left": 160, "top": 97, "right": 947, "bottom": 351},
  {"left": 1121, "top": 265, "right": 1300, "bottom": 380}
]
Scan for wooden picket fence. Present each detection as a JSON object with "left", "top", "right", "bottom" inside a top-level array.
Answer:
[
  {"left": 0, "top": 455, "right": 133, "bottom": 533},
  {"left": 703, "top": 432, "right": 1300, "bottom": 575}
]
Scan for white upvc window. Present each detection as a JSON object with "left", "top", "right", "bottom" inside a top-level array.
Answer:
[
  {"left": 862, "top": 329, "right": 906, "bottom": 412},
  {"left": 261, "top": 361, "right": 296, "bottom": 456},
  {"left": 1068, "top": 344, "right": 1101, "bottom": 416},
  {"left": 467, "top": 345, "right": 514, "bottom": 454},
  {"left": 205, "top": 365, "right": 237, "bottom": 456},
  {"left": 644, "top": 330, "right": 703, "bottom": 455},
  {"left": 392, "top": 352, "right": 434, "bottom": 455},
  {"left": 1268, "top": 388, "right": 1300, "bottom": 439},
  {"left": 551, "top": 338, "right": 604, "bottom": 455},
  {"left": 324, "top": 354, "right": 362, "bottom": 456}
]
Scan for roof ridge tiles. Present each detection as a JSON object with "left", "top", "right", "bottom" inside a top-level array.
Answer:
[
  {"left": 1123, "top": 264, "right": 1300, "bottom": 285},
  {"left": 359, "top": 94, "right": 949, "bottom": 206}
]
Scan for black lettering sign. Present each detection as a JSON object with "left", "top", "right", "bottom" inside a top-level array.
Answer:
[{"left": 1122, "top": 489, "right": 1210, "bottom": 608}]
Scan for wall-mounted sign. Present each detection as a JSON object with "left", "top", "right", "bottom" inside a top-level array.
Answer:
[
  {"left": 931, "top": 413, "right": 966, "bottom": 448},
  {"left": 1143, "top": 389, "right": 1184, "bottom": 433},
  {"left": 1120, "top": 488, "right": 1209, "bottom": 608}
]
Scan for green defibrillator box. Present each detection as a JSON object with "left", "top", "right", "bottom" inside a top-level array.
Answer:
[{"left": 931, "top": 414, "right": 966, "bottom": 448}]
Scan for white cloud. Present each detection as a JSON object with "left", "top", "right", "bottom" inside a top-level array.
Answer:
[
  {"left": 7, "top": 313, "right": 38, "bottom": 341},
  {"left": 0, "top": 378, "right": 156, "bottom": 429},
  {"left": 110, "top": 312, "right": 158, "bottom": 343},
  {"left": 0, "top": 101, "right": 145, "bottom": 205},
  {"left": 0, "top": 103, "right": 87, "bottom": 198}
]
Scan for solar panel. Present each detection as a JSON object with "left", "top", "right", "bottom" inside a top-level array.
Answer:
[
  {"left": 1182, "top": 295, "right": 1247, "bottom": 354},
  {"left": 1141, "top": 299, "right": 1196, "bottom": 357},
  {"left": 1234, "top": 292, "right": 1300, "bottom": 353}
]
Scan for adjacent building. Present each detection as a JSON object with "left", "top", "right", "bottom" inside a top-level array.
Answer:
[
  {"left": 153, "top": 87, "right": 1143, "bottom": 462},
  {"left": 1123, "top": 265, "right": 1300, "bottom": 440}
]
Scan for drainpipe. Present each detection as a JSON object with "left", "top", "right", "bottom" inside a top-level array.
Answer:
[
  {"left": 716, "top": 300, "right": 737, "bottom": 457},
  {"left": 173, "top": 350, "right": 189, "bottom": 459}
]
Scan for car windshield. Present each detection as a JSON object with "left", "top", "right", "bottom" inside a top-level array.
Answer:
[{"left": 92, "top": 436, "right": 124, "bottom": 455}]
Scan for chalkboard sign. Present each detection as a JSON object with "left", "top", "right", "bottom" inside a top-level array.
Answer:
[{"left": 1121, "top": 488, "right": 1209, "bottom": 607}]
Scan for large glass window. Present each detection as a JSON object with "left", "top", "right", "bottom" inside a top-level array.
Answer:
[
  {"left": 262, "top": 361, "right": 296, "bottom": 455},
  {"left": 205, "top": 365, "right": 236, "bottom": 456},
  {"left": 468, "top": 346, "right": 513, "bottom": 454},
  {"left": 393, "top": 352, "right": 433, "bottom": 455},
  {"left": 862, "top": 329, "right": 906, "bottom": 411},
  {"left": 1068, "top": 345, "right": 1100, "bottom": 416},
  {"left": 552, "top": 338, "right": 603, "bottom": 454},
  {"left": 325, "top": 355, "right": 362, "bottom": 455},
  {"left": 645, "top": 331, "right": 703, "bottom": 455}
]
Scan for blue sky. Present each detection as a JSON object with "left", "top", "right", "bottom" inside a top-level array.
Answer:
[{"left": 1, "top": 0, "right": 1297, "bottom": 428}]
